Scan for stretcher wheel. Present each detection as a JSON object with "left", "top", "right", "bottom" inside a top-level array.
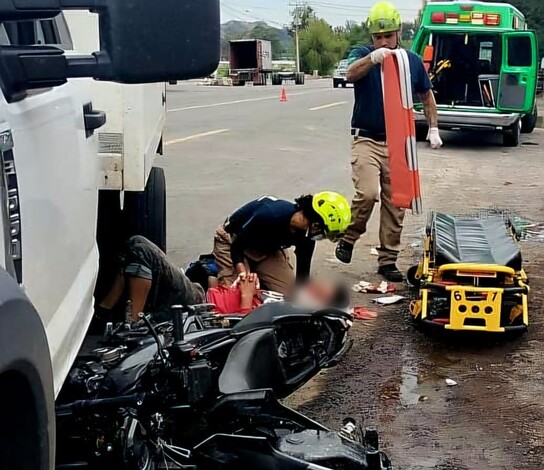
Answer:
[{"left": 406, "top": 265, "right": 421, "bottom": 288}]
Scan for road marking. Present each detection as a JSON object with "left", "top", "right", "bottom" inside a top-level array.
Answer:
[
  {"left": 167, "top": 89, "right": 330, "bottom": 112},
  {"left": 309, "top": 101, "right": 348, "bottom": 111},
  {"left": 165, "top": 129, "right": 229, "bottom": 146}
]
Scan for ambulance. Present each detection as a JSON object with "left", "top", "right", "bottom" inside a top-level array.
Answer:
[{"left": 412, "top": 1, "right": 539, "bottom": 146}]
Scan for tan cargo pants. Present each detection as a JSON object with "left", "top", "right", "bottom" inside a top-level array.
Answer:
[
  {"left": 343, "top": 137, "right": 406, "bottom": 267},
  {"left": 212, "top": 224, "right": 295, "bottom": 295}
]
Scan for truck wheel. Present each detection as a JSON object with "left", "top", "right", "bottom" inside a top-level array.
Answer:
[
  {"left": 503, "top": 119, "right": 521, "bottom": 147},
  {"left": 272, "top": 73, "right": 280, "bottom": 85},
  {"left": 333, "top": 80, "right": 339, "bottom": 88},
  {"left": 294, "top": 73, "right": 304, "bottom": 85},
  {"left": 0, "top": 269, "right": 55, "bottom": 470},
  {"left": 123, "top": 166, "right": 167, "bottom": 253},
  {"left": 521, "top": 106, "right": 537, "bottom": 134}
]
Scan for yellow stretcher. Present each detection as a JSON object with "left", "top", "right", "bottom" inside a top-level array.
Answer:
[{"left": 407, "top": 212, "right": 529, "bottom": 333}]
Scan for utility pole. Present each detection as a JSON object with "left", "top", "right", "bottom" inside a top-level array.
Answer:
[{"left": 294, "top": 0, "right": 301, "bottom": 73}]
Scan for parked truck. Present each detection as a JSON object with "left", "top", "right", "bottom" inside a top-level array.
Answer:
[
  {"left": 0, "top": 1, "right": 219, "bottom": 468},
  {"left": 229, "top": 38, "right": 273, "bottom": 86}
]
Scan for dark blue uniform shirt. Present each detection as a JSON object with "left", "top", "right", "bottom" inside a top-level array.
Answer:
[
  {"left": 347, "top": 45, "right": 432, "bottom": 137},
  {"left": 225, "top": 196, "right": 315, "bottom": 281}
]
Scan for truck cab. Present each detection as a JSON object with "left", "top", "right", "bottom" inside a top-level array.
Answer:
[{"left": 412, "top": 1, "right": 539, "bottom": 146}]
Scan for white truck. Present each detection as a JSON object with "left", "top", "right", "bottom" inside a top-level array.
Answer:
[{"left": 0, "top": 1, "right": 219, "bottom": 468}]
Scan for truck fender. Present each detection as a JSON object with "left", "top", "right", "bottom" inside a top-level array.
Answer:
[{"left": 0, "top": 268, "right": 55, "bottom": 470}]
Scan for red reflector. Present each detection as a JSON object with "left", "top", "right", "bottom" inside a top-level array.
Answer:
[
  {"left": 431, "top": 12, "right": 446, "bottom": 23},
  {"left": 485, "top": 13, "right": 501, "bottom": 25},
  {"left": 460, "top": 4, "right": 474, "bottom": 10}
]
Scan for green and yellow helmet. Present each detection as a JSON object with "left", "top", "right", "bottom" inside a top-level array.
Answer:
[
  {"left": 312, "top": 191, "right": 352, "bottom": 240},
  {"left": 367, "top": 1, "right": 402, "bottom": 34}
]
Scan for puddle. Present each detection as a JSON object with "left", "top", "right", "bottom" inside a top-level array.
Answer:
[
  {"left": 399, "top": 365, "right": 421, "bottom": 406},
  {"left": 399, "top": 350, "right": 421, "bottom": 406}
]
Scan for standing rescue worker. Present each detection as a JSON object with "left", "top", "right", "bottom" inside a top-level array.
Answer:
[
  {"left": 213, "top": 192, "right": 351, "bottom": 295},
  {"left": 335, "top": 1, "right": 441, "bottom": 282}
]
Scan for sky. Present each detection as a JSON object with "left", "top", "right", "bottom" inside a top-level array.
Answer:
[{"left": 220, "top": 0, "right": 424, "bottom": 28}]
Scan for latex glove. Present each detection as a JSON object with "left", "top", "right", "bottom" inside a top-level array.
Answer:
[
  {"left": 427, "top": 127, "right": 443, "bottom": 149},
  {"left": 370, "top": 47, "right": 392, "bottom": 65}
]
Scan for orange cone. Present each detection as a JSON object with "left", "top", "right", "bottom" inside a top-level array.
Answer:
[{"left": 280, "top": 86, "right": 288, "bottom": 102}]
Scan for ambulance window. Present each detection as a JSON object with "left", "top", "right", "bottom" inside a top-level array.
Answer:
[
  {"left": 479, "top": 42, "right": 493, "bottom": 61},
  {"left": 507, "top": 36, "right": 532, "bottom": 67}
]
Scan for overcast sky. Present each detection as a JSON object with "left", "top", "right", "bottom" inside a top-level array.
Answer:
[{"left": 220, "top": 0, "right": 424, "bottom": 28}]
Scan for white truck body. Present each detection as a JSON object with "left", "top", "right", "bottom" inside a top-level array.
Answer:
[
  {"left": 0, "top": 11, "right": 166, "bottom": 398},
  {"left": 0, "top": 75, "right": 99, "bottom": 397},
  {"left": 63, "top": 10, "right": 166, "bottom": 191}
]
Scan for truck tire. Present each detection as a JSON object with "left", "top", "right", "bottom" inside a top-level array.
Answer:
[
  {"left": 521, "top": 106, "right": 537, "bottom": 134},
  {"left": 0, "top": 268, "right": 55, "bottom": 470},
  {"left": 272, "top": 73, "right": 281, "bottom": 85},
  {"left": 503, "top": 119, "right": 521, "bottom": 147},
  {"left": 123, "top": 166, "right": 167, "bottom": 253},
  {"left": 295, "top": 73, "right": 305, "bottom": 85}
]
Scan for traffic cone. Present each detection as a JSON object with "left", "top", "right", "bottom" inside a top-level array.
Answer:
[{"left": 280, "top": 86, "right": 287, "bottom": 102}]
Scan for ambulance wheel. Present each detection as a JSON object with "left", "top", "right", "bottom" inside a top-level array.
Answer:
[
  {"left": 521, "top": 106, "right": 537, "bottom": 134},
  {"left": 415, "top": 124, "right": 428, "bottom": 142},
  {"left": 406, "top": 265, "right": 421, "bottom": 288},
  {"left": 503, "top": 119, "right": 521, "bottom": 147}
]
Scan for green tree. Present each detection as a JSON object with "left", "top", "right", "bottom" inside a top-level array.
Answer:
[{"left": 299, "top": 18, "right": 349, "bottom": 75}]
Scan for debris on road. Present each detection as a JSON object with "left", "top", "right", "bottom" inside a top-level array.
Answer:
[
  {"left": 372, "top": 295, "right": 405, "bottom": 305},
  {"left": 351, "top": 307, "right": 378, "bottom": 320},
  {"left": 445, "top": 379, "right": 458, "bottom": 386},
  {"left": 352, "top": 280, "right": 395, "bottom": 294}
]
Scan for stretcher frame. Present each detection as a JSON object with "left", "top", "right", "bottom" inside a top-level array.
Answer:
[{"left": 407, "top": 212, "right": 530, "bottom": 334}]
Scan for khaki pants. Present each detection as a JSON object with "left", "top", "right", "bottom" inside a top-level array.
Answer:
[
  {"left": 213, "top": 225, "right": 295, "bottom": 295},
  {"left": 343, "top": 137, "right": 405, "bottom": 267}
]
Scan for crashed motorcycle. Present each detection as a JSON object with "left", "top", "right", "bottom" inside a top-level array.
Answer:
[{"left": 55, "top": 302, "right": 393, "bottom": 469}]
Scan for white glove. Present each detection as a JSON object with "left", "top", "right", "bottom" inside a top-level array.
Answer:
[
  {"left": 427, "top": 127, "right": 443, "bottom": 149},
  {"left": 370, "top": 48, "right": 392, "bottom": 65}
]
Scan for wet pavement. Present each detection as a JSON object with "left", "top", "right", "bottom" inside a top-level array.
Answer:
[{"left": 286, "top": 128, "right": 544, "bottom": 470}]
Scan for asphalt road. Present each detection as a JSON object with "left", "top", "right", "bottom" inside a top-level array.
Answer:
[{"left": 161, "top": 79, "right": 544, "bottom": 469}]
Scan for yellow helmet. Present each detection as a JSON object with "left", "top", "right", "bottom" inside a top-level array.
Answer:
[
  {"left": 367, "top": 1, "right": 402, "bottom": 34},
  {"left": 312, "top": 191, "right": 352, "bottom": 240}
]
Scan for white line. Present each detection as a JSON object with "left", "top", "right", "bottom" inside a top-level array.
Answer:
[
  {"left": 167, "top": 89, "right": 330, "bottom": 112},
  {"left": 309, "top": 101, "right": 348, "bottom": 111},
  {"left": 165, "top": 129, "right": 229, "bottom": 146}
]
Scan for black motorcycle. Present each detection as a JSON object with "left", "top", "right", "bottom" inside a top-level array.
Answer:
[{"left": 55, "top": 302, "right": 393, "bottom": 469}]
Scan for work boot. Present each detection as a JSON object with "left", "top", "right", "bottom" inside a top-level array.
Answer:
[
  {"left": 335, "top": 240, "right": 354, "bottom": 264},
  {"left": 378, "top": 264, "right": 404, "bottom": 283}
]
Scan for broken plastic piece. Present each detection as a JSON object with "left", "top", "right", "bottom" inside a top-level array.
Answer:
[
  {"left": 372, "top": 295, "right": 405, "bottom": 305},
  {"left": 445, "top": 379, "right": 458, "bottom": 386},
  {"left": 351, "top": 307, "right": 378, "bottom": 320}
]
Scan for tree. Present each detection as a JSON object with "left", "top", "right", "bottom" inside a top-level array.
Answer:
[{"left": 299, "top": 18, "right": 349, "bottom": 75}]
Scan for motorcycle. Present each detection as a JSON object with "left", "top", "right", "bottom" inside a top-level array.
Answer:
[{"left": 55, "top": 302, "right": 393, "bottom": 469}]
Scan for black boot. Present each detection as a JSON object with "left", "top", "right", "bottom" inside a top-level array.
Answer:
[
  {"left": 378, "top": 264, "right": 404, "bottom": 283},
  {"left": 335, "top": 240, "right": 354, "bottom": 264}
]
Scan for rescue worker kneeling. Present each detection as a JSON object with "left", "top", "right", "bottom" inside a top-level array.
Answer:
[{"left": 213, "top": 192, "right": 352, "bottom": 296}]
